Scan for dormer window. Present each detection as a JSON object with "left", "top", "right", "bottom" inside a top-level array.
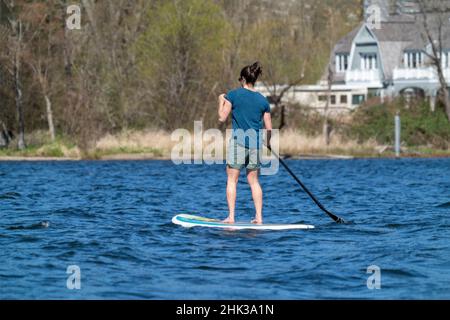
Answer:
[
  {"left": 336, "top": 53, "right": 349, "bottom": 72},
  {"left": 360, "top": 53, "right": 377, "bottom": 70},
  {"left": 404, "top": 51, "right": 424, "bottom": 69}
]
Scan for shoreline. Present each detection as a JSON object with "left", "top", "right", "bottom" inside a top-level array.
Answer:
[
  {"left": 2, "top": 129, "right": 449, "bottom": 162},
  {"left": 1, "top": 152, "right": 450, "bottom": 162}
]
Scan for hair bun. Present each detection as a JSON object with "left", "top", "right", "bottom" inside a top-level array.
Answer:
[
  {"left": 250, "top": 61, "right": 262, "bottom": 76},
  {"left": 239, "top": 62, "right": 263, "bottom": 85}
]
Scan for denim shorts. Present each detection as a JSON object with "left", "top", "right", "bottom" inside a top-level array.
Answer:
[{"left": 227, "top": 139, "right": 261, "bottom": 171}]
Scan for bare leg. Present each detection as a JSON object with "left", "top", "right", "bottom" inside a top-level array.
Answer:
[
  {"left": 224, "top": 166, "right": 240, "bottom": 224},
  {"left": 247, "top": 170, "right": 263, "bottom": 224}
]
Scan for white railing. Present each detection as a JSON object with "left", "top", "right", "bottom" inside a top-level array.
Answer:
[
  {"left": 345, "top": 69, "right": 381, "bottom": 83},
  {"left": 393, "top": 67, "right": 450, "bottom": 83},
  {"left": 393, "top": 67, "right": 436, "bottom": 80}
]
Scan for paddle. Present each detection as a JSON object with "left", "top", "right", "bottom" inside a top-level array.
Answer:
[{"left": 267, "top": 146, "right": 346, "bottom": 224}]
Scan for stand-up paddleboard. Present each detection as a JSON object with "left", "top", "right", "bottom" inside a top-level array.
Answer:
[{"left": 172, "top": 214, "right": 314, "bottom": 231}]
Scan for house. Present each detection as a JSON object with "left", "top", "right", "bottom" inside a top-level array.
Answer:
[{"left": 259, "top": 0, "right": 450, "bottom": 114}]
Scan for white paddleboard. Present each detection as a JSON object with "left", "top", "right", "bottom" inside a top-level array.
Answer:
[{"left": 172, "top": 214, "right": 315, "bottom": 231}]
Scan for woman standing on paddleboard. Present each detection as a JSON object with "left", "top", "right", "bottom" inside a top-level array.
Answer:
[{"left": 218, "top": 62, "right": 273, "bottom": 225}]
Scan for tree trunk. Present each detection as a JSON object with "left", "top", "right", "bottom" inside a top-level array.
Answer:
[
  {"left": 279, "top": 105, "right": 286, "bottom": 130},
  {"left": 435, "top": 68, "right": 450, "bottom": 121},
  {"left": 0, "top": 121, "right": 10, "bottom": 148},
  {"left": 323, "top": 119, "right": 331, "bottom": 146},
  {"left": 323, "top": 116, "right": 331, "bottom": 145},
  {"left": 15, "top": 74, "right": 25, "bottom": 150},
  {"left": 0, "top": 133, "right": 7, "bottom": 148},
  {"left": 62, "top": 1, "right": 73, "bottom": 78},
  {"left": 324, "top": 65, "right": 333, "bottom": 146},
  {"left": 440, "top": 86, "right": 450, "bottom": 122},
  {"left": 14, "top": 21, "right": 25, "bottom": 150},
  {"left": 44, "top": 95, "right": 56, "bottom": 141}
]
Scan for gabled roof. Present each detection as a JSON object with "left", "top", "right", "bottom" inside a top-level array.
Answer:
[
  {"left": 410, "top": 14, "right": 450, "bottom": 50},
  {"left": 371, "top": 20, "right": 416, "bottom": 42},
  {"left": 334, "top": 12, "right": 450, "bottom": 51},
  {"left": 326, "top": 11, "right": 450, "bottom": 82},
  {"left": 334, "top": 24, "right": 362, "bottom": 54}
]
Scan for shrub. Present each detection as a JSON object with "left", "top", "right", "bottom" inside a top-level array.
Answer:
[{"left": 348, "top": 98, "right": 450, "bottom": 148}]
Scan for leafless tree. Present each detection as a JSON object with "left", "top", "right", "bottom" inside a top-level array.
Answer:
[
  {"left": 1, "top": 0, "right": 26, "bottom": 149},
  {"left": 262, "top": 71, "right": 306, "bottom": 131},
  {"left": 248, "top": 18, "right": 308, "bottom": 130},
  {"left": 418, "top": 0, "right": 450, "bottom": 121},
  {"left": 24, "top": 2, "right": 59, "bottom": 141}
]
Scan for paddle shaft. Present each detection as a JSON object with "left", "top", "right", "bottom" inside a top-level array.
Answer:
[{"left": 269, "top": 147, "right": 345, "bottom": 224}]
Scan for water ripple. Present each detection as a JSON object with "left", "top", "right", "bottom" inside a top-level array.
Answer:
[
  {"left": 0, "top": 159, "right": 449, "bottom": 299},
  {"left": 0, "top": 192, "right": 21, "bottom": 200},
  {"left": 436, "top": 201, "right": 450, "bottom": 208}
]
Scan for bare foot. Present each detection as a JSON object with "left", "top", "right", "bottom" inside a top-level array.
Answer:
[
  {"left": 223, "top": 217, "right": 235, "bottom": 224},
  {"left": 251, "top": 219, "right": 263, "bottom": 225}
]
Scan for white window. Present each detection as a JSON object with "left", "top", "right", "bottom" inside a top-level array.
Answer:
[
  {"left": 336, "top": 54, "right": 349, "bottom": 72},
  {"left": 404, "top": 51, "right": 424, "bottom": 68},
  {"left": 360, "top": 53, "right": 377, "bottom": 70}
]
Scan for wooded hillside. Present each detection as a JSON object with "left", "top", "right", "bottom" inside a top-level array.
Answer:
[{"left": 0, "top": 0, "right": 361, "bottom": 150}]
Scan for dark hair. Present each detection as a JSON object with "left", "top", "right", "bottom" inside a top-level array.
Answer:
[{"left": 239, "top": 61, "right": 262, "bottom": 85}]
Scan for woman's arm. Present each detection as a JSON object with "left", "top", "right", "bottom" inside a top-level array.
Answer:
[
  {"left": 263, "top": 112, "right": 273, "bottom": 147},
  {"left": 218, "top": 94, "right": 232, "bottom": 123}
]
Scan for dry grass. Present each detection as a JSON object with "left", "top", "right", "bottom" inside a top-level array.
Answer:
[
  {"left": 278, "top": 129, "right": 378, "bottom": 156},
  {"left": 94, "top": 129, "right": 379, "bottom": 158},
  {"left": 0, "top": 130, "right": 81, "bottom": 158},
  {"left": 96, "top": 130, "right": 175, "bottom": 151},
  {"left": 2, "top": 129, "right": 449, "bottom": 160}
]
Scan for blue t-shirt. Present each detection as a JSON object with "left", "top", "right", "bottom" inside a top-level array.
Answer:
[{"left": 225, "top": 88, "right": 271, "bottom": 149}]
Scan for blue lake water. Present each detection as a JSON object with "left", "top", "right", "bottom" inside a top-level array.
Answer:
[{"left": 0, "top": 159, "right": 449, "bottom": 299}]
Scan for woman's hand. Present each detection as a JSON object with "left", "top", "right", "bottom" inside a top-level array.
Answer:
[
  {"left": 263, "top": 112, "right": 272, "bottom": 148},
  {"left": 266, "top": 130, "right": 272, "bottom": 149}
]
